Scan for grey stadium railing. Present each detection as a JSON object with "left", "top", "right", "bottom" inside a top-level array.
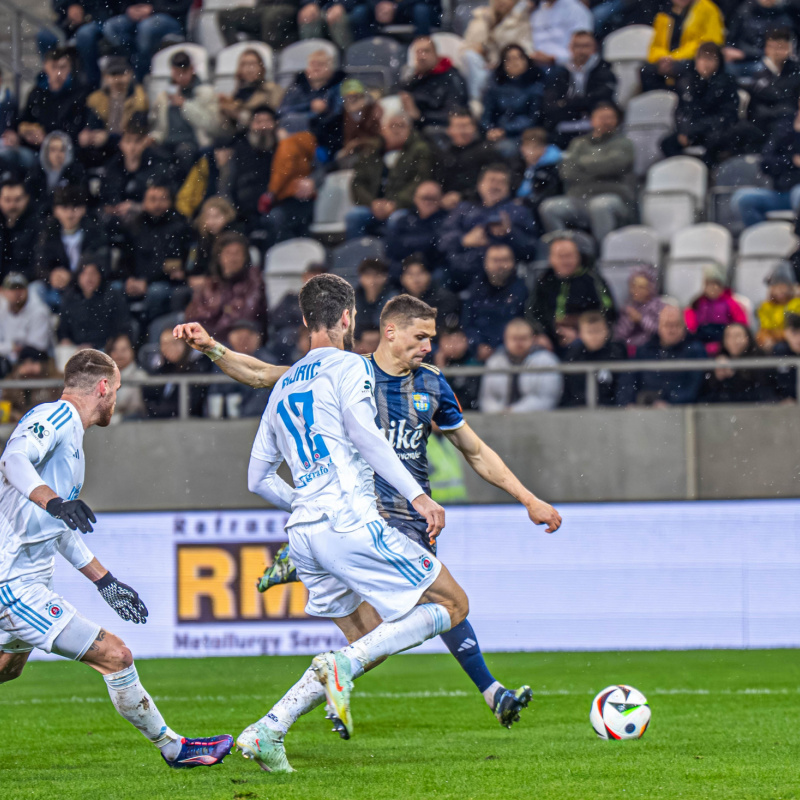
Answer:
[{"left": 2, "top": 357, "right": 800, "bottom": 419}]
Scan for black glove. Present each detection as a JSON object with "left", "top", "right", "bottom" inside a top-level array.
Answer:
[
  {"left": 94, "top": 573, "right": 149, "bottom": 624},
  {"left": 46, "top": 497, "right": 96, "bottom": 533}
]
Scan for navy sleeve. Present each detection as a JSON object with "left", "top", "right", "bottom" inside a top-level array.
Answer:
[{"left": 433, "top": 373, "right": 465, "bottom": 430}]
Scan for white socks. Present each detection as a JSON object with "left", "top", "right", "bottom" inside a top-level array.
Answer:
[
  {"left": 483, "top": 680, "right": 503, "bottom": 709},
  {"left": 261, "top": 603, "right": 452, "bottom": 737},
  {"left": 104, "top": 664, "right": 182, "bottom": 761},
  {"left": 343, "top": 603, "right": 452, "bottom": 678}
]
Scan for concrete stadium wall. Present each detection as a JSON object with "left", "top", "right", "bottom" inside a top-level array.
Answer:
[{"left": 3, "top": 405, "right": 797, "bottom": 511}]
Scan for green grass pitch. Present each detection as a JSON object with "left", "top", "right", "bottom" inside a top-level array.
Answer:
[{"left": 1, "top": 649, "right": 797, "bottom": 800}]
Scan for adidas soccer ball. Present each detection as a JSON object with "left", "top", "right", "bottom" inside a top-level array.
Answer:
[{"left": 590, "top": 685, "right": 651, "bottom": 740}]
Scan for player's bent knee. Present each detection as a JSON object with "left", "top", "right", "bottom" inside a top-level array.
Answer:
[{"left": 0, "top": 662, "right": 24, "bottom": 683}]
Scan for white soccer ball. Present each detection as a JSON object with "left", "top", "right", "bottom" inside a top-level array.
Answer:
[{"left": 590, "top": 685, "right": 651, "bottom": 740}]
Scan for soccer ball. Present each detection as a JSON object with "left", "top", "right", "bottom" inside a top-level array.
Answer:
[{"left": 590, "top": 685, "right": 651, "bottom": 740}]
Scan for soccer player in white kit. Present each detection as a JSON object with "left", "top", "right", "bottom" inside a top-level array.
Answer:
[
  {"left": 229, "top": 274, "right": 470, "bottom": 772},
  {"left": 0, "top": 349, "right": 235, "bottom": 769}
]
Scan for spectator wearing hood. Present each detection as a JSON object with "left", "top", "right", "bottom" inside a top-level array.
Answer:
[
  {"left": 35, "top": 185, "right": 108, "bottom": 309},
  {"left": 86, "top": 57, "right": 149, "bottom": 136},
  {"left": 217, "top": 48, "right": 284, "bottom": 135},
  {"left": 544, "top": 30, "right": 617, "bottom": 147},
  {"left": 528, "top": 235, "right": 616, "bottom": 348},
  {"left": 184, "top": 231, "right": 267, "bottom": 341},
  {"left": 102, "top": 0, "right": 191, "bottom": 82},
  {"left": 385, "top": 181, "right": 447, "bottom": 276},
  {"left": 36, "top": 131, "right": 87, "bottom": 199},
  {"left": 462, "top": 243, "right": 529, "bottom": 360},
  {"left": 561, "top": 310, "right": 627, "bottom": 406},
  {"left": 349, "top": 0, "right": 441, "bottom": 40},
  {"left": 617, "top": 304, "right": 706, "bottom": 406},
  {"left": 310, "top": 78, "right": 382, "bottom": 167},
  {"left": 439, "top": 162, "right": 538, "bottom": 292},
  {"left": 150, "top": 51, "right": 220, "bottom": 177},
  {"left": 756, "top": 260, "right": 800, "bottom": 349},
  {"left": 684, "top": 264, "right": 749, "bottom": 355},
  {"left": 641, "top": 0, "right": 724, "bottom": 92},
  {"left": 723, "top": 0, "right": 798, "bottom": 79},
  {"left": 0, "top": 179, "right": 42, "bottom": 282},
  {"left": 278, "top": 48, "right": 344, "bottom": 126},
  {"left": 746, "top": 27, "right": 800, "bottom": 135},
  {"left": 462, "top": 0, "right": 534, "bottom": 101},
  {"left": 3, "top": 346, "right": 62, "bottom": 422},
  {"left": 661, "top": 43, "right": 749, "bottom": 165},
  {"left": 400, "top": 36, "right": 469, "bottom": 129},
  {"left": 540, "top": 101, "right": 635, "bottom": 243},
  {"left": 529, "top": 0, "right": 594, "bottom": 67},
  {"left": 57, "top": 258, "right": 132, "bottom": 349},
  {"left": 176, "top": 136, "right": 235, "bottom": 220},
  {"left": 433, "top": 109, "right": 498, "bottom": 210},
  {"left": 347, "top": 112, "right": 433, "bottom": 239},
  {"left": 514, "top": 127, "right": 563, "bottom": 225},
  {"left": 0, "top": 272, "right": 53, "bottom": 363},
  {"left": 481, "top": 45, "right": 545, "bottom": 153},
  {"left": 612, "top": 265, "right": 665, "bottom": 356},
  {"left": 18, "top": 47, "right": 89, "bottom": 148},
  {"left": 479, "top": 317, "right": 563, "bottom": 412},
  {"left": 701, "top": 322, "right": 773, "bottom": 403}
]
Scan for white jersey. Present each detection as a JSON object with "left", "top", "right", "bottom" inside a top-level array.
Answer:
[
  {"left": 0, "top": 400, "right": 86, "bottom": 583},
  {"left": 252, "top": 347, "right": 381, "bottom": 532}
]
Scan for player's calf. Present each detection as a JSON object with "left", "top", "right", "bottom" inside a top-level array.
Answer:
[
  {"left": 419, "top": 564, "right": 469, "bottom": 630},
  {"left": 79, "top": 629, "right": 133, "bottom": 675},
  {"left": 0, "top": 652, "right": 28, "bottom": 683}
]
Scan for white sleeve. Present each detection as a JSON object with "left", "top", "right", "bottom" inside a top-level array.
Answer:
[
  {"left": 343, "top": 398, "right": 425, "bottom": 504},
  {"left": 248, "top": 454, "right": 293, "bottom": 512},
  {"left": 0, "top": 436, "right": 48, "bottom": 499},
  {"left": 57, "top": 529, "right": 95, "bottom": 570}
]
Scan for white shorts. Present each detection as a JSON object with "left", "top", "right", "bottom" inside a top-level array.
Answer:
[
  {"left": 0, "top": 579, "right": 99, "bottom": 659},
  {"left": 289, "top": 517, "right": 442, "bottom": 622}
]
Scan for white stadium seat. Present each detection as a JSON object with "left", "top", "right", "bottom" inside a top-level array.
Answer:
[
  {"left": 214, "top": 41, "right": 275, "bottom": 96},
  {"left": 599, "top": 225, "right": 661, "bottom": 304},
  {"left": 665, "top": 223, "right": 733, "bottom": 306},
  {"left": 277, "top": 39, "right": 339, "bottom": 85},
  {"left": 603, "top": 25, "right": 655, "bottom": 107},
  {"left": 408, "top": 32, "right": 466, "bottom": 71},
  {"left": 264, "top": 237, "right": 326, "bottom": 309},
  {"left": 734, "top": 222, "right": 799, "bottom": 309},
  {"left": 310, "top": 170, "right": 355, "bottom": 236},
  {"left": 147, "top": 43, "right": 210, "bottom": 104},
  {"left": 624, "top": 91, "right": 677, "bottom": 176}
]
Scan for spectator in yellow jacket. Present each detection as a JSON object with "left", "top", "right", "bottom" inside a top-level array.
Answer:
[
  {"left": 641, "top": 0, "right": 724, "bottom": 92},
  {"left": 86, "top": 57, "right": 149, "bottom": 136},
  {"left": 756, "top": 261, "right": 800, "bottom": 350}
]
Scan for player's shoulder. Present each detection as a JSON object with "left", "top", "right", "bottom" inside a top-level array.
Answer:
[
  {"left": 337, "top": 350, "right": 375, "bottom": 379},
  {"left": 18, "top": 400, "right": 74, "bottom": 429},
  {"left": 417, "top": 362, "right": 440, "bottom": 376}
]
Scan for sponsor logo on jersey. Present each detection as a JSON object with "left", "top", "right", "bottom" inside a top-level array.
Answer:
[
  {"left": 45, "top": 602, "right": 63, "bottom": 619},
  {"left": 297, "top": 465, "right": 329, "bottom": 488},
  {"left": 412, "top": 393, "right": 430, "bottom": 412},
  {"left": 27, "top": 422, "right": 49, "bottom": 439},
  {"left": 386, "top": 419, "right": 424, "bottom": 451},
  {"left": 364, "top": 379, "right": 372, "bottom": 393},
  {"left": 419, "top": 555, "right": 434, "bottom": 572}
]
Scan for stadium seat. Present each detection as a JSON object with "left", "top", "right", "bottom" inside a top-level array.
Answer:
[
  {"left": 344, "top": 37, "right": 405, "bottom": 94},
  {"left": 379, "top": 94, "right": 403, "bottom": 116},
  {"left": 310, "top": 170, "right": 355, "bottom": 236},
  {"left": 624, "top": 91, "right": 677, "bottom": 177},
  {"left": 189, "top": 9, "right": 227, "bottom": 56},
  {"left": 599, "top": 225, "right": 661, "bottom": 304},
  {"left": 408, "top": 32, "right": 465, "bottom": 71},
  {"left": 277, "top": 39, "right": 339, "bottom": 86},
  {"left": 147, "top": 43, "right": 210, "bottom": 104},
  {"left": 665, "top": 223, "right": 733, "bottom": 306},
  {"left": 603, "top": 25, "right": 655, "bottom": 107},
  {"left": 708, "top": 155, "right": 771, "bottom": 236},
  {"left": 641, "top": 156, "right": 708, "bottom": 245},
  {"left": 330, "top": 237, "right": 385, "bottom": 286},
  {"left": 452, "top": 0, "right": 483, "bottom": 36},
  {"left": 735, "top": 221, "right": 799, "bottom": 309},
  {"left": 214, "top": 41, "right": 275, "bottom": 96},
  {"left": 264, "top": 237, "right": 327, "bottom": 309}
]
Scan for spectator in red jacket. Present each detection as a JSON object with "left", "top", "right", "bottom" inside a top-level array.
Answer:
[
  {"left": 684, "top": 264, "right": 748, "bottom": 355},
  {"left": 184, "top": 230, "right": 267, "bottom": 340}
]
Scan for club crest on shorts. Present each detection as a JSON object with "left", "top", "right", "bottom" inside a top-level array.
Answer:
[
  {"left": 412, "top": 393, "right": 430, "bottom": 412},
  {"left": 45, "top": 601, "right": 63, "bottom": 619},
  {"left": 419, "top": 555, "right": 434, "bottom": 572}
]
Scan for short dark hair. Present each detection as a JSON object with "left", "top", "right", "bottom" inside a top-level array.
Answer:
[
  {"left": 64, "top": 349, "right": 116, "bottom": 392},
  {"left": 785, "top": 312, "right": 800, "bottom": 331},
  {"left": 144, "top": 181, "right": 172, "bottom": 198},
  {"left": 479, "top": 162, "right": 512, "bottom": 182},
  {"left": 123, "top": 112, "right": 149, "bottom": 137},
  {"left": 766, "top": 26, "right": 793, "bottom": 43},
  {"left": 579, "top": 310, "right": 607, "bottom": 327},
  {"left": 53, "top": 185, "right": 86, "bottom": 208},
  {"left": 379, "top": 294, "right": 437, "bottom": 329},
  {"left": 448, "top": 107, "right": 474, "bottom": 120},
  {"left": 592, "top": 99, "right": 623, "bottom": 121},
  {"left": 45, "top": 45, "right": 74, "bottom": 64},
  {"left": 299, "top": 274, "right": 355, "bottom": 333},
  {"left": 357, "top": 257, "right": 389, "bottom": 277},
  {"left": 522, "top": 127, "right": 548, "bottom": 146},
  {"left": 401, "top": 253, "right": 429, "bottom": 272}
]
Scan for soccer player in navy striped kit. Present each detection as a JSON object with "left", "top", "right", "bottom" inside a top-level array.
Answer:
[{"left": 175, "top": 295, "right": 561, "bottom": 728}]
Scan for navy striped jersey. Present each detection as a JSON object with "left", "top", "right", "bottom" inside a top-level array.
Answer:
[{"left": 367, "top": 355, "right": 465, "bottom": 535}]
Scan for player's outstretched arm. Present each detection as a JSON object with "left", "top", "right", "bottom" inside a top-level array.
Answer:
[
  {"left": 444, "top": 423, "right": 562, "bottom": 533},
  {"left": 173, "top": 322, "right": 289, "bottom": 389},
  {"left": 79, "top": 558, "right": 149, "bottom": 624}
]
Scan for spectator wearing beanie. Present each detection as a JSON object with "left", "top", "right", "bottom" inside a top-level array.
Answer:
[
  {"left": 86, "top": 57, "right": 149, "bottom": 136},
  {"left": 756, "top": 261, "right": 800, "bottom": 349},
  {"left": 612, "top": 266, "right": 664, "bottom": 356},
  {"left": 684, "top": 263, "right": 749, "bottom": 355},
  {"left": 57, "top": 258, "right": 132, "bottom": 349},
  {"left": 641, "top": 0, "right": 724, "bottom": 92},
  {"left": 184, "top": 231, "right": 267, "bottom": 341}
]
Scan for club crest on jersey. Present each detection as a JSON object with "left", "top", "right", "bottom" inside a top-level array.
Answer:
[
  {"left": 412, "top": 393, "right": 430, "bottom": 412},
  {"left": 419, "top": 555, "right": 434, "bottom": 572},
  {"left": 45, "top": 602, "right": 63, "bottom": 619},
  {"left": 27, "top": 422, "right": 49, "bottom": 439}
]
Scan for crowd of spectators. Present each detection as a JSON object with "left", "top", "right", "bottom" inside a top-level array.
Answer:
[{"left": 1, "top": 0, "right": 800, "bottom": 422}]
